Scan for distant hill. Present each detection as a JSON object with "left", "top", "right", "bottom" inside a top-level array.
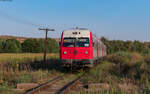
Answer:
[{"left": 0, "top": 35, "right": 60, "bottom": 43}]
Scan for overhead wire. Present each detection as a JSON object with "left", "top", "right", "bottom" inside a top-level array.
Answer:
[
  {"left": 0, "top": 9, "right": 41, "bottom": 27},
  {"left": 0, "top": 9, "right": 93, "bottom": 38}
]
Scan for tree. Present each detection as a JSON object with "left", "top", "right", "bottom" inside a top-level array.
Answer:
[
  {"left": 100, "top": 37, "right": 150, "bottom": 55},
  {"left": 101, "top": 36, "right": 108, "bottom": 44},
  {"left": 3, "top": 39, "right": 21, "bottom": 53},
  {"left": 21, "top": 39, "right": 42, "bottom": 53},
  {"left": 0, "top": 40, "right": 4, "bottom": 53},
  {"left": 21, "top": 38, "right": 59, "bottom": 53},
  {"left": 47, "top": 38, "right": 59, "bottom": 53}
]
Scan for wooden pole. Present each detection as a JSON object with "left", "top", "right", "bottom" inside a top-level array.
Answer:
[{"left": 39, "top": 28, "right": 55, "bottom": 62}]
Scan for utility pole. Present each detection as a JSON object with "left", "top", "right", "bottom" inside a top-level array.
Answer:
[{"left": 39, "top": 28, "right": 55, "bottom": 62}]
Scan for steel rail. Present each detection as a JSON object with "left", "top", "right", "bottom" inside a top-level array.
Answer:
[
  {"left": 56, "top": 75, "right": 83, "bottom": 94},
  {"left": 25, "top": 76, "right": 62, "bottom": 94},
  {"left": 25, "top": 58, "right": 105, "bottom": 94},
  {"left": 56, "top": 58, "right": 105, "bottom": 94}
]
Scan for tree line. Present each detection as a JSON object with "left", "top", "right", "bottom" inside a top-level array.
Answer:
[
  {"left": 101, "top": 37, "right": 150, "bottom": 55},
  {"left": 1, "top": 37, "right": 149, "bottom": 54},
  {"left": 0, "top": 38, "right": 59, "bottom": 53}
]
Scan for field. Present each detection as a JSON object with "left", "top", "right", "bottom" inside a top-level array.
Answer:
[
  {"left": 0, "top": 53, "right": 63, "bottom": 94},
  {"left": 0, "top": 53, "right": 59, "bottom": 62},
  {"left": 74, "top": 52, "right": 150, "bottom": 94},
  {"left": 1, "top": 52, "right": 150, "bottom": 94}
]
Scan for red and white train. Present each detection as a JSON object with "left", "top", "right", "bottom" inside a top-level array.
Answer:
[{"left": 60, "top": 28, "right": 107, "bottom": 67}]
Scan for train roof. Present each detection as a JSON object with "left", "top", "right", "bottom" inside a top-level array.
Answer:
[
  {"left": 63, "top": 28, "right": 91, "bottom": 38},
  {"left": 63, "top": 28, "right": 91, "bottom": 32}
]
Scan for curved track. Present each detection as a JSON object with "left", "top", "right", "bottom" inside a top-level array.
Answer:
[
  {"left": 25, "top": 74, "right": 82, "bottom": 94},
  {"left": 25, "top": 58, "right": 104, "bottom": 94},
  {"left": 25, "top": 76, "right": 62, "bottom": 94}
]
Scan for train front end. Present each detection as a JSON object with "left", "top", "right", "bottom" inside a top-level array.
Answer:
[{"left": 60, "top": 28, "right": 93, "bottom": 67}]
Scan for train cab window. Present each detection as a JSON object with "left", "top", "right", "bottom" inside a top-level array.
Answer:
[
  {"left": 63, "top": 37, "right": 89, "bottom": 47},
  {"left": 76, "top": 38, "right": 89, "bottom": 47},
  {"left": 63, "top": 38, "right": 75, "bottom": 47}
]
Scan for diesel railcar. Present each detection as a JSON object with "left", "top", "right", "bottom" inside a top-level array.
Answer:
[{"left": 60, "top": 28, "right": 106, "bottom": 67}]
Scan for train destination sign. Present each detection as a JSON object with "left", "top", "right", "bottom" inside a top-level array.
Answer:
[{"left": 63, "top": 38, "right": 89, "bottom": 43}]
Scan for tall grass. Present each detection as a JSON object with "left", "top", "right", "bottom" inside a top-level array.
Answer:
[
  {"left": 0, "top": 53, "right": 58, "bottom": 62},
  {"left": 81, "top": 52, "right": 150, "bottom": 93},
  {"left": 0, "top": 53, "right": 62, "bottom": 94},
  {"left": 70, "top": 87, "right": 146, "bottom": 94}
]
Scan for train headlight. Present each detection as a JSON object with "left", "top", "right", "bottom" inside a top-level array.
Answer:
[
  {"left": 63, "top": 51, "right": 67, "bottom": 54},
  {"left": 85, "top": 51, "right": 88, "bottom": 54}
]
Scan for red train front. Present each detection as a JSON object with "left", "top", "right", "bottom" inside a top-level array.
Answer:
[{"left": 60, "top": 28, "right": 106, "bottom": 67}]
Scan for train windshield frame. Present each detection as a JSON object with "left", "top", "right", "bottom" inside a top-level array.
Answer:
[{"left": 63, "top": 37, "right": 90, "bottom": 47}]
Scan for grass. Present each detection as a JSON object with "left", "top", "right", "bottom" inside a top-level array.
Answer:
[
  {"left": 0, "top": 53, "right": 64, "bottom": 94},
  {"left": 2, "top": 52, "right": 150, "bottom": 94},
  {"left": 0, "top": 53, "right": 59, "bottom": 62},
  {"left": 80, "top": 52, "right": 150, "bottom": 94}
]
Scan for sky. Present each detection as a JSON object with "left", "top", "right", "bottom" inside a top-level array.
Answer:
[{"left": 0, "top": 0, "right": 150, "bottom": 41}]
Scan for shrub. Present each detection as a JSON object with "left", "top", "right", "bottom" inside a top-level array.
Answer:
[
  {"left": 0, "top": 40, "right": 5, "bottom": 53},
  {"left": 82, "top": 61, "right": 117, "bottom": 84},
  {"left": 105, "top": 51, "right": 131, "bottom": 64},
  {"left": 83, "top": 52, "right": 150, "bottom": 85},
  {"left": 3, "top": 39, "right": 21, "bottom": 53},
  {"left": 21, "top": 38, "right": 59, "bottom": 53},
  {"left": 145, "top": 55, "right": 150, "bottom": 64},
  {"left": 46, "top": 38, "right": 59, "bottom": 53},
  {"left": 21, "top": 39, "right": 42, "bottom": 53}
]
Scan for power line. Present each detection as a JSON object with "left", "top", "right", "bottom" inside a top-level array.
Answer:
[{"left": 0, "top": 9, "right": 41, "bottom": 27}]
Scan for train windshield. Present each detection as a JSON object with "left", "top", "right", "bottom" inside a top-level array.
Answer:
[
  {"left": 63, "top": 37, "right": 89, "bottom": 47},
  {"left": 63, "top": 38, "right": 75, "bottom": 47}
]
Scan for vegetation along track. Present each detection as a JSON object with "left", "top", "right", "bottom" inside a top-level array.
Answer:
[
  {"left": 25, "top": 72, "right": 83, "bottom": 94},
  {"left": 25, "top": 76, "right": 62, "bottom": 94},
  {"left": 25, "top": 59, "right": 103, "bottom": 94}
]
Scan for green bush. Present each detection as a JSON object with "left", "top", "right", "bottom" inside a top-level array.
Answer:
[
  {"left": 101, "top": 37, "right": 150, "bottom": 55},
  {"left": 21, "top": 39, "right": 42, "bottom": 53},
  {"left": 3, "top": 39, "right": 21, "bottom": 53},
  {"left": 106, "top": 52, "right": 131, "bottom": 64},
  {"left": 82, "top": 61, "right": 117, "bottom": 84},
  {"left": 46, "top": 38, "right": 59, "bottom": 53},
  {"left": 82, "top": 52, "right": 150, "bottom": 90},
  {"left": 0, "top": 40, "right": 5, "bottom": 53},
  {"left": 21, "top": 38, "right": 59, "bottom": 53}
]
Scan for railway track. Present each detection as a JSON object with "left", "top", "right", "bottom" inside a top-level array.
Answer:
[
  {"left": 25, "top": 76, "right": 62, "bottom": 94},
  {"left": 25, "top": 73, "right": 83, "bottom": 94},
  {"left": 56, "top": 74, "right": 83, "bottom": 94},
  {"left": 25, "top": 59, "right": 103, "bottom": 94}
]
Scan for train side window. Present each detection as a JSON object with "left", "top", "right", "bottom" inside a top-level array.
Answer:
[
  {"left": 93, "top": 42, "right": 95, "bottom": 47},
  {"left": 92, "top": 36, "right": 95, "bottom": 47}
]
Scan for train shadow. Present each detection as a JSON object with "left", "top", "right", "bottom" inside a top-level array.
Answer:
[
  {"left": 29, "top": 59, "right": 64, "bottom": 72},
  {"left": 29, "top": 59, "right": 84, "bottom": 74}
]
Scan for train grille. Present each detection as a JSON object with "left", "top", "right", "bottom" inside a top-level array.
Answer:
[{"left": 74, "top": 50, "right": 78, "bottom": 55}]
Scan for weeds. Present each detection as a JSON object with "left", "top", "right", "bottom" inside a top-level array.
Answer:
[
  {"left": 81, "top": 52, "right": 150, "bottom": 93},
  {"left": 0, "top": 53, "right": 62, "bottom": 94}
]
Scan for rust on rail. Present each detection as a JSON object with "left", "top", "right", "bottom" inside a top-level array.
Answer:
[
  {"left": 56, "top": 74, "right": 83, "bottom": 94},
  {"left": 56, "top": 58, "right": 104, "bottom": 94},
  {"left": 25, "top": 76, "right": 62, "bottom": 94}
]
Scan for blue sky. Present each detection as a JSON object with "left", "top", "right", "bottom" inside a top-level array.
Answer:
[{"left": 0, "top": 0, "right": 150, "bottom": 41}]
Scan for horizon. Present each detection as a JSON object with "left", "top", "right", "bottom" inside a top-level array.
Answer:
[
  {"left": 0, "top": 0, "right": 150, "bottom": 41},
  {"left": 0, "top": 35, "right": 149, "bottom": 43}
]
